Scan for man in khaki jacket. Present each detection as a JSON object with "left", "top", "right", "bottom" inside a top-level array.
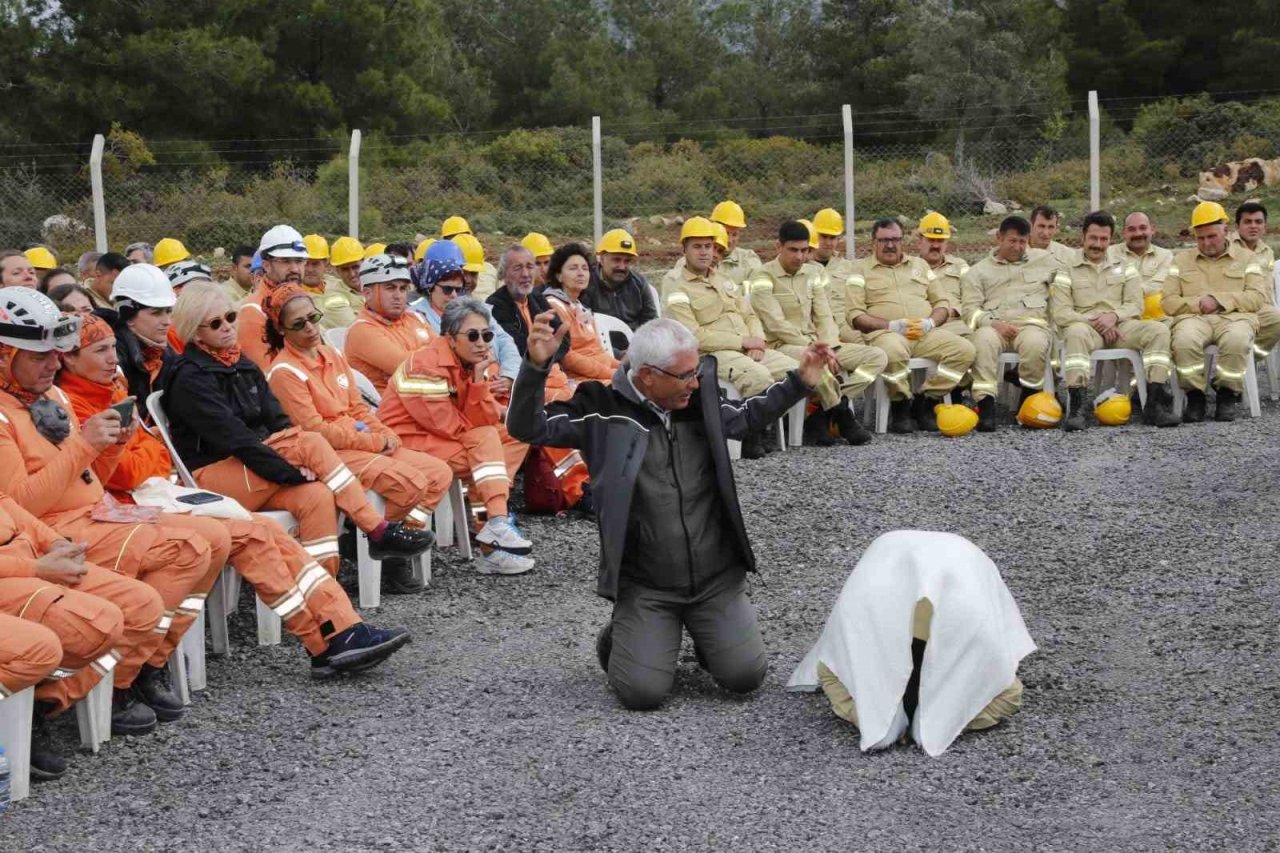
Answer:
[
  {"left": 913, "top": 212, "right": 971, "bottom": 338},
  {"left": 1107, "top": 212, "right": 1174, "bottom": 322},
  {"left": 1230, "top": 202, "right": 1278, "bottom": 363}
]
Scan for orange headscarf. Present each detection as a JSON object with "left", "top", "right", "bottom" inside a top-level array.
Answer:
[
  {"left": 78, "top": 313, "right": 114, "bottom": 351},
  {"left": 262, "top": 283, "right": 314, "bottom": 329},
  {"left": 0, "top": 344, "right": 38, "bottom": 406}
]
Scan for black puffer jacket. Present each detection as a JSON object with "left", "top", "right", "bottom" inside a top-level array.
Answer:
[
  {"left": 160, "top": 345, "right": 307, "bottom": 484},
  {"left": 486, "top": 286, "right": 571, "bottom": 362},
  {"left": 95, "top": 307, "right": 175, "bottom": 410}
]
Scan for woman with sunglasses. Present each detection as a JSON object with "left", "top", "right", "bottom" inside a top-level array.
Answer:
[
  {"left": 543, "top": 242, "right": 619, "bottom": 383},
  {"left": 263, "top": 284, "right": 453, "bottom": 595},
  {"left": 162, "top": 282, "right": 436, "bottom": 580},
  {"left": 378, "top": 296, "right": 535, "bottom": 576}
]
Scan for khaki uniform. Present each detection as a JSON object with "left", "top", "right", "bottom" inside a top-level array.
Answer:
[
  {"left": 1232, "top": 236, "right": 1279, "bottom": 358},
  {"left": 663, "top": 265, "right": 797, "bottom": 397},
  {"left": 1052, "top": 250, "right": 1172, "bottom": 388},
  {"left": 719, "top": 246, "right": 763, "bottom": 286},
  {"left": 304, "top": 275, "right": 359, "bottom": 330},
  {"left": 1040, "top": 240, "right": 1076, "bottom": 268},
  {"left": 1107, "top": 243, "right": 1174, "bottom": 321},
  {"left": 961, "top": 249, "right": 1059, "bottom": 401},
  {"left": 1161, "top": 245, "right": 1269, "bottom": 393},
  {"left": 221, "top": 278, "right": 254, "bottom": 308},
  {"left": 745, "top": 260, "right": 886, "bottom": 410},
  {"left": 920, "top": 254, "right": 972, "bottom": 337},
  {"left": 473, "top": 262, "right": 500, "bottom": 301},
  {"left": 846, "top": 257, "right": 975, "bottom": 401}
]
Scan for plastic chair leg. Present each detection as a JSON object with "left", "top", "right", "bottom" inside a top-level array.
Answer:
[
  {"left": 0, "top": 687, "right": 34, "bottom": 801},
  {"left": 255, "top": 596, "right": 282, "bottom": 646}
]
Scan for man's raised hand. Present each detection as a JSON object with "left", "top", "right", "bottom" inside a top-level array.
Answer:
[{"left": 528, "top": 310, "right": 568, "bottom": 366}]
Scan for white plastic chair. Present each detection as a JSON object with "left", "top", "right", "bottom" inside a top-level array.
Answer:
[
  {"left": 594, "top": 312, "right": 633, "bottom": 354},
  {"left": 0, "top": 688, "right": 34, "bottom": 801},
  {"left": 646, "top": 283, "right": 660, "bottom": 316},
  {"left": 996, "top": 343, "right": 1058, "bottom": 410},
  {"left": 324, "top": 326, "right": 348, "bottom": 351},
  {"left": 716, "top": 378, "right": 792, "bottom": 453},
  {"left": 1055, "top": 345, "right": 1145, "bottom": 417},
  {"left": 1170, "top": 344, "right": 1262, "bottom": 418},
  {"left": 75, "top": 677, "right": 112, "bottom": 753},
  {"left": 350, "top": 366, "right": 381, "bottom": 408},
  {"left": 864, "top": 358, "right": 950, "bottom": 434},
  {"left": 1264, "top": 268, "right": 1280, "bottom": 401},
  {"left": 432, "top": 479, "right": 474, "bottom": 560}
]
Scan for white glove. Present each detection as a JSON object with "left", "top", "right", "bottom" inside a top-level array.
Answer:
[
  {"left": 888, "top": 319, "right": 908, "bottom": 334},
  {"left": 918, "top": 318, "right": 935, "bottom": 334}
]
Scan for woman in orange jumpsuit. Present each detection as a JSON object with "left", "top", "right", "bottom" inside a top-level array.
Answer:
[{"left": 543, "top": 243, "right": 619, "bottom": 383}]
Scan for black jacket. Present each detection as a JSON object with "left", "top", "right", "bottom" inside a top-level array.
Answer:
[
  {"left": 160, "top": 345, "right": 307, "bottom": 484},
  {"left": 581, "top": 268, "right": 656, "bottom": 331},
  {"left": 506, "top": 354, "right": 809, "bottom": 600},
  {"left": 486, "top": 286, "right": 571, "bottom": 362},
  {"left": 95, "top": 307, "right": 175, "bottom": 411}
]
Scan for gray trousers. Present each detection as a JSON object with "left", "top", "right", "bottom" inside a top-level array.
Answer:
[{"left": 607, "top": 571, "right": 768, "bottom": 711}]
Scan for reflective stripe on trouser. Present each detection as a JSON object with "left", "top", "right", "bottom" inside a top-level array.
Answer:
[
  {"left": 50, "top": 514, "right": 211, "bottom": 688},
  {"left": 0, "top": 567, "right": 159, "bottom": 711},
  {"left": 866, "top": 329, "right": 975, "bottom": 401},
  {"left": 713, "top": 349, "right": 798, "bottom": 398},
  {"left": 1254, "top": 305, "right": 1280, "bottom": 358},
  {"left": 543, "top": 446, "right": 589, "bottom": 507},
  {"left": 1061, "top": 319, "right": 1172, "bottom": 388},
  {"left": 337, "top": 446, "right": 452, "bottom": 528},
  {"left": 971, "top": 325, "right": 1052, "bottom": 401},
  {"left": 1170, "top": 315, "right": 1256, "bottom": 393},
  {"left": 400, "top": 424, "right": 529, "bottom": 520},
  {"left": 777, "top": 343, "right": 887, "bottom": 410},
  {"left": 0, "top": 613, "right": 61, "bottom": 697}
]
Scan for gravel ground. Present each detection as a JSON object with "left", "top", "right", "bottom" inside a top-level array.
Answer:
[{"left": 5, "top": 400, "right": 1280, "bottom": 852}]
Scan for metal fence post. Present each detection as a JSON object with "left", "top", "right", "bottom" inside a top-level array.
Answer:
[
  {"left": 592, "top": 116, "right": 603, "bottom": 247},
  {"left": 348, "top": 129, "right": 362, "bottom": 239},
  {"left": 89, "top": 134, "right": 107, "bottom": 252},
  {"left": 1088, "top": 91, "right": 1100, "bottom": 211},
  {"left": 842, "top": 105, "right": 855, "bottom": 259}
]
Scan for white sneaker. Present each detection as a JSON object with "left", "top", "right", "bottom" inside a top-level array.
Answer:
[
  {"left": 476, "top": 515, "right": 532, "bottom": 554},
  {"left": 477, "top": 549, "right": 535, "bottom": 576}
]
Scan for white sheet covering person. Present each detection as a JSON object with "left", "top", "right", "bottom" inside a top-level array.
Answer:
[{"left": 787, "top": 530, "right": 1036, "bottom": 756}]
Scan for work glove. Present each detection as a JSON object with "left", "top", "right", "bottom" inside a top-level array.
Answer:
[
  {"left": 888, "top": 319, "right": 909, "bottom": 335},
  {"left": 905, "top": 318, "right": 935, "bottom": 341}
]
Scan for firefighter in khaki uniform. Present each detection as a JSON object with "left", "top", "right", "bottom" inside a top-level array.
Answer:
[
  {"left": 328, "top": 236, "right": 367, "bottom": 319},
  {"left": 745, "top": 220, "right": 883, "bottom": 446},
  {"left": 1029, "top": 205, "right": 1076, "bottom": 268},
  {"left": 961, "top": 216, "right": 1059, "bottom": 431},
  {"left": 1052, "top": 211, "right": 1179, "bottom": 431},
  {"left": 663, "top": 217, "right": 796, "bottom": 458},
  {"left": 1107, "top": 212, "right": 1174, "bottom": 321},
  {"left": 301, "top": 235, "right": 359, "bottom": 330},
  {"left": 344, "top": 254, "right": 434, "bottom": 394},
  {"left": 847, "top": 218, "right": 974, "bottom": 434},
  {"left": 1161, "top": 202, "right": 1270, "bottom": 423},
  {"left": 811, "top": 208, "right": 859, "bottom": 333},
  {"left": 709, "top": 201, "right": 763, "bottom": 285},
  {"left": 1229, "top": 202, "right": 1278, "bottom": 361},
  {"left": 913, "top": 212, "right": 972, "bottom": 338}
]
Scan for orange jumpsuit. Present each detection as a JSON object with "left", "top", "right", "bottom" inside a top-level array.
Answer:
[
  {"left": 378, "top": 337, "right": 528, "bottom": 519},
  {"left": 236, "top": 279, "right": 277, "bottom": 371},
  {"left": 266, "top": 342, "right": 451, "bottom": 529},
  {"left": 166, "top": 327, "right": 186, "bottom": 356},
  {"left": 545, "top": 293, "right": 620, "bottom": 382},
  {"left": 0, "top": 386, "right": 213, "bottom": 686},
  {"left": 0, "top": 495, "right": 164, "bottom": 713},
  {"left": 344, "top": 307, "right": 434, "bottom": 395},
  {"left": 57, "top": 372, "right": 362, "bottom": 651},
  {"left": 0, "top": 615, "right": 60, "bottom": 698}
]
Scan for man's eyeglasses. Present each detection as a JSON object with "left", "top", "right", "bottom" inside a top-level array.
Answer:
[
  {"left": 647, "top": 363, "right": 698, "bottom": 382},
  {"left": 199, "top": 311, "right": 238, "bottom": 331},
  {"left": 455, "top": 329, "right": 495, "bottom": 343},
  {"left": 283, "top": 312, "right": 324, "bottom": 332}
]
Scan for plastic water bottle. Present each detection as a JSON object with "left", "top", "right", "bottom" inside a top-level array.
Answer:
[{"left": 0, "top": 744, "right": 10, "bottom": 813}]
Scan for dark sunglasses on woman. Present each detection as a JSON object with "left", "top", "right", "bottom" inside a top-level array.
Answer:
[
  {"left": 283, "top": 312, "right": 325, "bottom": 332},
  {"left": 455, "top": 329, "right": 495, "bottom": 343},
  {"left": 200, "top": 311, "right": 238, "bottom": 331}
]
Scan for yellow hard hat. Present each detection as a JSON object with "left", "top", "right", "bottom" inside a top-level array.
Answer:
[
  {"left": 1142, "top": 292, "right": 1165, "bottom": 321},
  {"left": 153, "top": 237, "right": 190, "bottom": 268},
  {"left": 918, "top": 211, "right": 954, "bottom": 240},
  {"left": 302, "top": 234, "right": 330, "bottom": 261},
  {"left": 797, "top": 219, "right": 819, "bottom": 249},
  {"left": 1190, "top": 201, "right": 1228, "bottom": 229},
  {"left": 813, "top": 208, "right": 844, "bottom": 237},
  {"left": 712, "top": 222, "right": 730, "bottom": 252},
  {"left": 1017, "top": 391, "right": 1062, "bottom": 428},
  {"left": 440, "top": 215, "right": 471, "bottom": 239},
  {"left": 710, "top": 200, "right": 746, "bottom": 229},
  {"left": 596, "top": 228, "right": 638, "bottom": 256},
  {"left": 23, "top": 246, "right": 57, "bottom": 270},
  {"left": 1093, "top": 390, "right": 1131, "bottom": 426},
  {"left": 413, "top": 238, "right": 436, "bottom": 262},
  {"left": 935, "top": 404, "right": 978, "bottom": 437},
  {"left": 680, "top": 216, "right": 718, "bottom": 242},
  {"left": 330, "top": 236, "right": 364, "bottom": 267},
  {"left": 521, "top": 232, "right": 554, "bottom": 259},
  {"left": 452, "top": 233, "right": 485, "bottom": 272},
  {"left": 362, "top": 242, "right": 387, "bottom": 260}
]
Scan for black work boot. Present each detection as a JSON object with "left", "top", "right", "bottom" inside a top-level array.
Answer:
[
  {"left": 1063, "top": 388, "right": 1087, "bottom": 431},
  {"left": 1018, "top": 386, "right": 1036, "bottom": 407},
  {"left": 831, "top": 401, "right": 873, "bottom": 446},
  {"left": 911, "top": 394, "right": 940, "bottom": 432},
  {"left": 803, "top": 409, "right": 838, "bottom": 446},
  {"left": 740, "top": 431, "right": 768, "bottom": 459},
  {"left": 596, "top": 622, "right": 613, "bottom": 674},
  {"left": 112, "top": 687, "right": 158, "bottom": 736},
  {"left": 977, "top": 396, "right": 997, "bottom": 432},
  {"left": 133, "top": 663, "right": 185, "bottom": 722},
  {"left": 367, "top": 522, "right": 435, "bottom": 560},
  {"left": 1214, "top": 387, "right": 1240, "bottom": 422},
  {"left": 1147, "top": 385, "right": 1180, "bottom": 428},
  {"left": 888, "top": 399, "right": 917, "bottom": 434},
  {"left": 1183, "top": 389, "right": 1206, "bottom": 423},
  {"left": 380, "top": 557, "right": 425, "bottom": 595},
  {"left": 30, "top": 705, "right": 66, "bottom": 781},
  {"left": 759, "top": 420, "right": 781, "bottom": 453}
]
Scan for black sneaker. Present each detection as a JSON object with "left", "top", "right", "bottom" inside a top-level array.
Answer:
[
  {"left": 133, "top": 663, "right": 185, "bottom": 722},
  {"left": 111, "top": 687, "right": 158, "bottom": 736},
  {"left": 311, "top": 624, "right": 411, "bottom": 679},
  {"left": 596, "top": 623, "right": 613, "bottom": 674},
  {"left": 380, "top": 557, "right": 426, "bottom": 595},
  {"left": 30, "top": 708, "right": 66, "bottom": 781},
  {"left": 367, "top": 522, "right": 435, "bottom": 560}
]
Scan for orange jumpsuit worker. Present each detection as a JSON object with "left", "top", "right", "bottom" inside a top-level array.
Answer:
[
  {"left": 237, "top": 224, "right": 312, "bottom": 370},
  {"left": 343, "top": 253, "right": 434, "bottom": 394},
  {"left": 263, "top": 283, "right": 452, "bottom": 595},
  {"left": 544, "top": 243, "right": 621, "bottom": 383}
]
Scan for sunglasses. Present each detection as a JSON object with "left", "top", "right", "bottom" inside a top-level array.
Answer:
[
  {"left": 436, "top": 284, "right": 464, "bottom": 296},
  {"left": 454, "top": 329, "right": 495, "bottom": 343},
  {"left": 283, "top": 311, "right": 325, "bottom": 332},
  {"left": 200, "top": 311, "right": 238, "bottom": 330}
]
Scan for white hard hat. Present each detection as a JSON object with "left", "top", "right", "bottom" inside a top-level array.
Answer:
[
  {"left": 257, "top": 224, "right": 308, "bottom": 260},
  {"left": 0, "top": 287, "right": 82, "bottom": 352},
  {"left": 166, "top": 260, "right": 213, "bottom": 289},
  {"left": 111, "top": 263, "right": 177, "bottom": 308},
  {"left": 359, "top": 253, "right": 412, "bottom": 288}
]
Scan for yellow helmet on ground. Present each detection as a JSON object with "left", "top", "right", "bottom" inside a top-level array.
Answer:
[
  {"left": 596, "top": 228, "right": 638, "bottom": 256},
  {"left": 935, "top": 403, "right": 978, "bottom": 437},
  {"left": 362, "top": 242, "right": 387, "bottom": 259},
  {"left": 331, "top": 236, "right": 364, "bottom": 267},
  {"left": 710, "top": 200, "right": 746, "bottom": 229},
  {"left": 440, "top": 216, "right": 471, "bottom": 239},
  {"left": 1017, "top": 391, "right": 1062, "bottom": 428},
  {"left": 712, "top": 222, "right": 730, "bottom": 252},
  {"left": 153, "top": 237, "right": 190, "bottom": 268},
  {"left": 23, "top": 246, "right": 57, "bottom": 270},
  {"left": 1190, "top": 201, "right": 1228, "bottom": 229},
  {"left": 413, "top": 238, "right": 435, "bottom": 262},
  {"left": 680, "top": 217, "right": 718, "bottom": 242},
  {"left": 1094, "top": 389, "right": 1131, "bottom": 426},
  {"left": 521, "top": 232, "right": 554, "bottom": 259},
  {"left": 918, "top": 211, "right": 954, "bottom": 240},
  {"left": 452, "top": 233, "right": 485, "bottom": 272},
  {"left": 797, "top": 218, "right": 819, "bottom": 249},
  {"left": 813, "top": 208, "right": 844, "bottom": 236},
  {"left": 303, "top": 234, "right": 330, "bottom": 261},
  {"left": 1142, "top": 292, "right": 1165, "bottom": 320}
]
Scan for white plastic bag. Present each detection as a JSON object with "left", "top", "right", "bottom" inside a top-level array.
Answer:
[{"left": 131, "top": 477, "right": 253, "bottom": 520}]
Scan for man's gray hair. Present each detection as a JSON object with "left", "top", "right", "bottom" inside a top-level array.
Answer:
[
  {"left": 441, "top": 295, "right": 492, "bottom": 336},
  {"left": 124, "top": 241, "right": 153, "bottom": 262},
  {"left": 77, "top": 251, "right": 101, "bottom": 276},
  {"left": 627, "top": 318, "right": 698, "bottom": 380},
  {"left": 496, "top": 244, "right": 534, "bottom": 282}
]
